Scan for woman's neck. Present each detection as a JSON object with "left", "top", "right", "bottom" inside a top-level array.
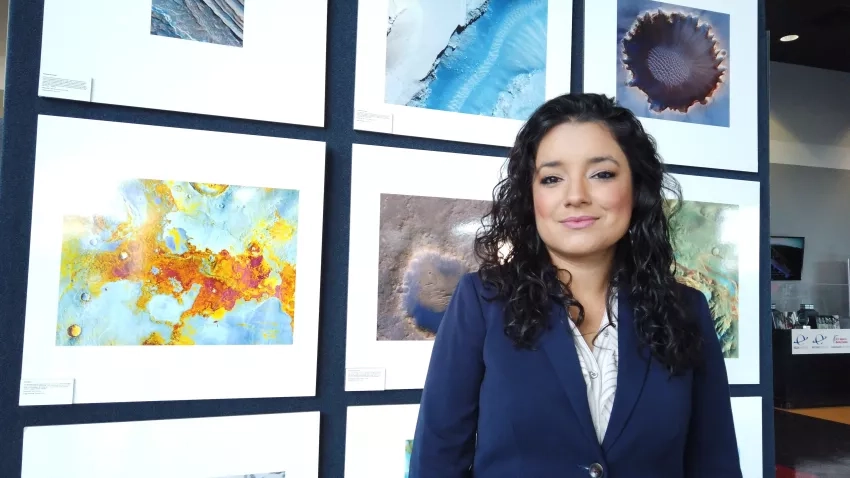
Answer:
[{"left": 551, "top": 249, "right": 614, "bottom": 305}]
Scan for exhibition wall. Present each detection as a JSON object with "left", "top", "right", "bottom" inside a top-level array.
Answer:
[
  {"left": 769, "top": 61, "right": 850, "bottom": 170},
  {"left": 0, "top": 0, "right": 774, "bottom": 476}
]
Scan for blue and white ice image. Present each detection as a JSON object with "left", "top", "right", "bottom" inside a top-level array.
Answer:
[
  {"left": 385, "top": 0, "right": 548, "bottom": 121},
  {"left": 151, "top": 0, "right": 245, "bottom": 48}
]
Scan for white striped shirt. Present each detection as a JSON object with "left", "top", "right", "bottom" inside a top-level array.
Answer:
[{"left": 567, "top": 298, "right": 619, "bottom": 444}]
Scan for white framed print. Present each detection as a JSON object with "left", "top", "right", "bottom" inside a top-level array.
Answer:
[
  {"left": 345, "top": 144, "right": 504, "bottom": 391},
  {"left": 344, "top": 401, "right": 761, "bottom": 477},
  {"left": 345, "top": 404, "right": 420, "bottom": 478},
  {"left": 731, "top": 396, "right": 764, "bottom": 477},
  {"left": 20, "top": 115, "right": 326, "bottom": 405},
  {"left": 343, "top": 146, "right": 759, "bottom": 389},
  {"left": 584, "top": 0, "right": 758, "bottom": 172},
  {"left": 21, "top": 411, "right": 321, "bottom": 478},
  {"left": 38, "top": 0, "right": 328, "bottom": 126},
  {"left": 669, "top": 174, "right": 760, "bottom": 384},
  {"left": 352, "top": 0, "right": 573, "bottom": 146}
]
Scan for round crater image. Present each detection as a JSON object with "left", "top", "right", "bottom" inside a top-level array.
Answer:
[
  {"left": 376, "top": 193, "right": 490, "bottom": 341},
  {"left": 615, "top": 1, "right": 731, "bottom": 127},
  {"left": 400, "top": 249, "right": 470, "bottom": 335},
  {"left": 622, "top": 10, "right": 726, "bottom": 114}
]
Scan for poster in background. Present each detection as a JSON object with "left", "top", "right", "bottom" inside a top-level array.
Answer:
[
  {"left": 353, "top": 0, "right": 573, "bottom": 146},
  {"left": 345, "top": 144, "right": 504, "bottom": 391},
  {"left": 345, "top": 399, "right": 764, "bottom": 477},
  {"left": 21, "top": 412, "right": 320, "bottom": 478},
  {"left": 345, "top": 148, "right": 760, "bottom": 388},
  {"left": 20, "top": 115, "right": 326, "bottom": 405},
  {"left": 345, "top": 404, "right": 420, "bottom": 478},
  {"left": 669, "top": 173, "right": 761, "bottom": 384},
  {"left": 584, "top": 0, "right": 758, "bottom": 172},
  {"left": 38, "top": 0, "right": 327, "bottom": 126},
  {"left": 731, "top": 396, "right": 764, "bottom": 477}
]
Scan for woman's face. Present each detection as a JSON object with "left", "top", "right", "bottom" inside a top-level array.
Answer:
[{"left": 532, "top": 121, "right": 634, "bottom": 264}]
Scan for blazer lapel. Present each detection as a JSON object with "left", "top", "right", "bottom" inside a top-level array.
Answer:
[
  {"left": 540, "top": 303, "right": 598, "bottom": 445},
  {"left": 601, "top": 288, "right": 651, "bottom": 451}
]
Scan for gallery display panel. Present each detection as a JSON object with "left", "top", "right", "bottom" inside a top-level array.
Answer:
[
  {"left": 731, "top": 396, "right": 764, "bottom": 478},
  {"left": 38, "top": 0, "right": 327, "bottom": 126},
  {"left": 345, "top": 144, "right": 505, "bottom": 391},
  {"left": 345, "top": 144, "right": 760, "bottom": 388},
  {"left": 670, "top": 173, "right": 761, "bottom": 384},
  {"left": 21, "top": 411, "right": 320, "bottom": 478},
  {"left": 20, "top": 115, "right": 326, "bottom": 405},
  {"left": 352, "top": 0, "right": 573, "bottom": 146},
  {"left": 345, "top": 399, "right": 763, "bottom": 477},
  {"left": 345, "top": 404, "right": 420, "bottom": 478},
  {"left": 584, "top": 0, "right": 759, "bottom": 172}
]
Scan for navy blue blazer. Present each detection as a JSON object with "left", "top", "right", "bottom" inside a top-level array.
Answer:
[{"left": 409, "top": 272, "right": 742, "bottom": 478}]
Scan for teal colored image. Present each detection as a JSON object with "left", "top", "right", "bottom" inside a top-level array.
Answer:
[
  {"left": 405, "top": 439, "right": 413, "bottom": 477},
  {"left": 56, "top": 179, "right": 300, "bottom": 347},
  {"left": 151, "top": 0, "right": 245, "bottom": 47}
]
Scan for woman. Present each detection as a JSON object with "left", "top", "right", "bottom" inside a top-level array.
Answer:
[{"left": 408, "top": 93, "right": 742, "bottom": 477}]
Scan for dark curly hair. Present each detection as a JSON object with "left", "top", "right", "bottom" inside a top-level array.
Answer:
[{"left": 473, "top": 93, "right": 703, "bottom": 374}]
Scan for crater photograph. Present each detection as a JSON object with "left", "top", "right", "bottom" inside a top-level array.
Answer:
[
  {"left": 376, "top": 193, "right": 491, "bottom": 341},
  {"left": 616, "top": 0, "right": 730, "bottom": 127}
]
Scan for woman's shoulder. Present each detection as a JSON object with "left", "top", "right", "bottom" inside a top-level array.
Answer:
[
  {"left": 671, "top": 281, "right": 710, "bottom": 313},
  {"left": 669, "top": 281, "right": 717, "bottom": 338},
  {"left": 672, "top": 281, "right": 706, "bottom": 303},
  {"left": 455, "top": 270, "right": 505, "bottom": 300},
  {"left": 451, "top": 271, "right": 509, "bottom": 317},
  {"left": 453, "top": 271, "right": 488, "bottom": 304}
]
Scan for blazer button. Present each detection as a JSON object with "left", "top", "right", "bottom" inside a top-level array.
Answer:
[{"left": 589, "top": 462, "right": 604, "bottom": 477}]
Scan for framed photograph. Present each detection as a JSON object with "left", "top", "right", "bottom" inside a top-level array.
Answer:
[
  {"left": 20, "top": 115, "right": 326, "bottom": 405},
  {"left": 344, "top": 145, "right": 759, "bottom": 389},
  {"left": 345, "top": 399, "right": 761, "bottom": 477},
  {"left": 584, "top": 0, "right": 758, "bottom": 172},
  {"left": 731, "top": 396, "right": 764, "bottom": 477},
  {"left": 669, "top": 174, "right": 760, "bottom": 384},
  {"left": 21, "top": 411, "right": 320, "bottom": 478},
  {"left": 345, "top": 404, "right": 420, "bottom": 478},
  {"left": 352, "top": 0, "right": 573, "bottom": 146},
  {"left": 345, "top": 144, "right": 504, "bottom": 391},
  {"left": 38, "top": 0, "right": 327, "bottom": 126}
]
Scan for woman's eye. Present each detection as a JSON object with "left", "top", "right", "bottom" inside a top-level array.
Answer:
[
  {"left": 540, "top": 176, "right": 560, "bottom": 185},
  {"left": 594, "top": 171, "right": 616, "bottom": 180}
]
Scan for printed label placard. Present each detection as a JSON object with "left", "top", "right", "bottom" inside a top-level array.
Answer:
[{"left": 791, "top": 329, "right": 850, "bottom": 355}]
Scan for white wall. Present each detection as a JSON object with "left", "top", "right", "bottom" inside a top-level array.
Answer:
[
  {"left": 769, "top": 62, "right": 850, "bottom": 315},
  {"left": 770, "top": 163, "right": 850, "bottom": 316},
  {"left": 770, "top": 61, "right": 850, "bottom": 170}
]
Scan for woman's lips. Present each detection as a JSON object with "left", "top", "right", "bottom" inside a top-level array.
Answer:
[{"left": 560, "top": 216, "right": 598, "bottom": 229}]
